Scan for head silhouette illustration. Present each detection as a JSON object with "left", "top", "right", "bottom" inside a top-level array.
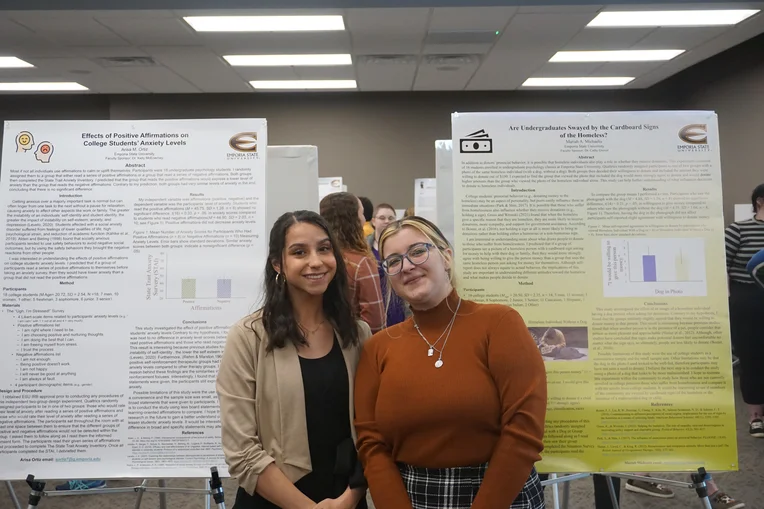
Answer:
[
  {"left": 16, "top": 131, "right": 34, "bottom": 152},
  {"left": 35, "top": 142, "right": 54, "bottom": 163}
]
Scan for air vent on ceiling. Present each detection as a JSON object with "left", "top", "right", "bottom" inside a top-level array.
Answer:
[
  {"left": 423, "top": 54, "right": 480, "bottom": 67},
  {"left": 425, "top": 30, "right": 497, "bottom": 45},
  {"left": 358, "top": 55, "right": 418, "bottom": 65},
  {"left": 96, "top": 56, "right": 158, "bottom": 67}
]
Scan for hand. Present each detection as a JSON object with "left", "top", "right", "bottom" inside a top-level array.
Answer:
[{"left": 313, "top": 498, "right": 347, "bottom": 509}]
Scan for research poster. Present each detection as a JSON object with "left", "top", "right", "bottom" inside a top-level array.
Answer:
[
  {"left": 414, "top": 178, "right": 437, "bottom": 225},
  {"left": 452, "top": 111, "right": 737, "bottom": 473},
  {"left": 318, "top": 176, "right": 342, "bottom": 201},
  {"left": 0, "top": 119, "right": 268, "bottom": 479}
]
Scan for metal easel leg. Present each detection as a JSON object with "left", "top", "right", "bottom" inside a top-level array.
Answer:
[
  {"left": 205, "top": 478, "right": 211, "bottom": 509},
  {"left": 691, "top": 468, "right": 713, "bottom": 509},
  {"left": 158, "top": 479, "right": 167, "bottom": 509},
  {"left": 5, "top": 480, "right": 22, "bottom": 509},
  {"left": 133, "top": 480, "right": 148, "bottom": 509},
  {"left": 606, "top": 476, "right": 620, "bottom": 509},
  {"left": 25, "top": 476, "right": 45, "bottom": 509},
  {"left": 209, "top": 467, "right": 227, "bottom": 509},
  {"left": 550, "top": 473, "right": 560, "bottom": 509},
  {"left": 561, "top": 479, "right": 570, "bottom": 509}
]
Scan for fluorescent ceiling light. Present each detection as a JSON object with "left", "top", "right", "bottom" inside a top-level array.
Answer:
[
  {"left": 0, "top": 57, "right": 33, "bottom": 68},
  {"left": 250, "top": 80, "right": 357, "bottom": 90},
  {"left": 225, "top": 54, "right": 352, "bottom": 66},
  {"left": 522, "top": 77, "right": 635, "bottom": 87},
  {"left": 587, "top": 9, "right": 759, "bottom": 27},
  {"left": 184, "top": 15, "right": 345, "bottom": 32},
  {"left": 0, "top": 82, "right": 88, "bottom": 91},
  {"left": 550, "top": 49, "right": 684, "bottom": 62}
]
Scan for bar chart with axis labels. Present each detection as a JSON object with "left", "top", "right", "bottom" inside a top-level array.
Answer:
[
  {"left": 601, "top": 237, "right": 707, "bottom": 298},
  {"left": 144, "top": 250, "right": 259, "bottom": 302}
]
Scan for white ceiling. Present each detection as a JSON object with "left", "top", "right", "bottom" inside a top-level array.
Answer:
[{"left": 0, "top": 3, "right": 762, "bottom": 93}]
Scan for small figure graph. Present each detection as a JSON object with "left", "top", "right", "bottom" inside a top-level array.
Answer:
[
  {"left": 164, "top": 252, "right": 254, "bottom": 301},
  {"left": 603, "top": 238, "right": 706, "bottom": 297}
]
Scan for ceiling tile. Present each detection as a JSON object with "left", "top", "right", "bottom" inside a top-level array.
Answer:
[
  {"left": 588, "top": 61, "right": 666, "bottom": 77},
  {"left": 564, "top": 27, "right": 655, "bottom": 50},
  {"left": 495, "top": 13, "right": 594, "bottom": 50},
  {"left": 533, "top": 62, "right": 603, "bottom": 77},
  {"left": 109, "top": 66, "right": 201, "bottom": 93},
  {"left": 428, "top": 7, "right": 517, "bottom": 31},
  {"left": 11, "top": 17, "right": 130, "bottom": 46},
  {"left": 0, "top": 19, "right": 41, "bottom": 44},
  {"left": 414, "top": 59, "right": 479, "bottom": 90},
  {"left": 144, "top": 47, "right": 250, "bottom": 93},
  {"left": 356, "top": 60, "right": 416, "bottom": 91},
  {"left": 352, "top": 34, "right": 422, "bottom": 55},
  {"left": 230, "top": 67, "right": 302, "bottom": 81},
  {"left": 202, "top": 32, "right": 350, "bottom": 54},
  {"left": 96, "top": 17, "right": 200, "bottom": 46},
  {"left": 423, "top": 43, "right": 493, "bottom": 55},
  {"left": 518, "top": 5, "right": 603, "bottom": 13},
  {"left": 344, "top": 8, "right": 430, "bottom": 35},
  {"left": 71, "top": 46, "right": 149, "bottom": 58},
  {"left": 293, "top": 66, "right": 357, "bottom": 79},
  {"left": 467, "top": 48, "right": 552, "bottom": 90},
  {"left": 632, "top": 27, "right": 728, "bottom": 50}
]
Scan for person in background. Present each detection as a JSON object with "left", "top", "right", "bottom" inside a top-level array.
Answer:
[
  {"left": 217, "top": 210, "right": 371, "bottom": 509},
  {"left": 366, "top": 203, "right": 407, "bottom": 327},
  {"left": 726, "top": 182, "right": 764, "bottom": 438},
  {"left": 359, "top": 196, "right": 375, "bottom": 238},
  {"left": 321, "top": 192, "right": 385, "bottom": 333},
  {"left": 355, "top": 216, "right": 546, "bottom": 509}
]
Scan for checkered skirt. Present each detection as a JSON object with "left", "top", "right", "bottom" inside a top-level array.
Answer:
[{"left": 397, "top": 463, "right": 545, "bottom": 509}]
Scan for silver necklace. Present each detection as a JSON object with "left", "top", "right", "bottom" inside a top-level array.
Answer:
[{"left": 413, "top": 298, "right": 461, "bottom": 368}]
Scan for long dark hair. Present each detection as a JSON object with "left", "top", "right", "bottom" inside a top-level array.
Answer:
[
  {"left": 258, "top": 210, "right": 359, "bottom": 351},
  {"left": 319, "top": 192, "right": 370, "bottom": 254}
]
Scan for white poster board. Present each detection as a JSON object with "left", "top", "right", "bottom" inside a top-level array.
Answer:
[
  {"left": 451, "top": 111, "right": 736, "bottom": 474},
  {"left": 734, "top": 203, "right": 753, "bottom": 222},
  {"left": 414, "top": 178, "right": 437, "bottom": 225},
  {"left": 395, "top": 209, "right": 406, "bottom": 219},
  {"left": 0, "top": 119, "right": 268, "bottom": 479},
  {"left": 318, "top": 176, "right": 342, "bottom": 201},
  {"left": 435, "top": 140, "right": 454, "bottom": 245},
  {"left": 266, "top": 145, "right": 319, "bottom": 229}
]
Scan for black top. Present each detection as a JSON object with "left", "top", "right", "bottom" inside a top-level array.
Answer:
[
  {"left": 235, "top": 339, "right": 366, "bottom": 509},
  {"left": 726, "top": 218, "right": 764, "bottom": 284}
]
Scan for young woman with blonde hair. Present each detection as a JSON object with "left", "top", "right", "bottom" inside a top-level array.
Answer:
[{"left": 354, "top": 216, "right": 547, "bottom": 509}]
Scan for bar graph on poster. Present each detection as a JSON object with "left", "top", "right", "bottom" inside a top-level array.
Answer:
[
  {"left": 602, "top": 237, "right": 707, "bottom": 298},
  {"left": 144, "top": 250, "right": 257, "bottom": 302}
]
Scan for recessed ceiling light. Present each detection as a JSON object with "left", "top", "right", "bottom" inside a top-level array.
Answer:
[
  {"left": 0, "top": 57, "right": 33, "bottom": 68},
  {"left": 184, "top": 15, "right": 345, "bottom": 32},
  {"left": 550, "top": 50, "right": 685, "bottom": 62},
  {"left": 587, "top": 9, "right": 759, "bottom": 27},
  {"left": 522, "top": 77, "right": 635, "bottom": 87},
  {"left": 0, "top": 82, "right": 88, "bottom": 91},
  {"left": 250, "top": 80, "right": 357, "bottom": 90},
  {"left": 224, "top": 54, "right": 352, "bottom": 66}
]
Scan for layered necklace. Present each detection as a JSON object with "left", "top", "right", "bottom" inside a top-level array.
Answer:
[{"left": 413, "top": 298, "right": 461, "bottom": 369}]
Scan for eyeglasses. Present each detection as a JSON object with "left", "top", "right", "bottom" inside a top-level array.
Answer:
[
  {"left": 382, "top": 243, "right": 435, "bottom": 275},
  {"left": 375, "top": 215, "right": 396, "bottom": 221}
]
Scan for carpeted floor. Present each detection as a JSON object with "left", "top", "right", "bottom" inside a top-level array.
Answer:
[{"left": 3, "top": 382, "right": 763, "bottom": 509}]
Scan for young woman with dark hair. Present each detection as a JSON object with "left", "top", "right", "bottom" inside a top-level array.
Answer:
[
  {"left": 217, "top": 210, "right": 371, "bottom": 509},
  {"left": 320, "top": 193, "right": 385, "bottom": 333}
]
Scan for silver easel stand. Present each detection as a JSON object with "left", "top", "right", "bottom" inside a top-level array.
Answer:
[
  {"left": 540, "top": 467, "right": 713, "bottom": 509},
  {"left": 4, "top": 480, "right": 22, "bottom": 509},
  {"left": 23, "top": 467, "right": 227, "bottom": 509}
]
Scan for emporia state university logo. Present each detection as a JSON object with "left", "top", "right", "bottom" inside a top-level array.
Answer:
[
  {"left": 228, "top": 132, "right": 258, "bottom": 152},
  {"left": 678, "top": 124, "right": 708, "bottom": 144}
]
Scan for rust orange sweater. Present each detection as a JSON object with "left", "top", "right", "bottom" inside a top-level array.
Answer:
[{"left": 354, "top": 291, "right": 547, "bottom": 509}]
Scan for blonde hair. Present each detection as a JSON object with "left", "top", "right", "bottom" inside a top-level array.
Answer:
[{"left": 378, "top": 216, "right": 457, "bottom": 316}]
